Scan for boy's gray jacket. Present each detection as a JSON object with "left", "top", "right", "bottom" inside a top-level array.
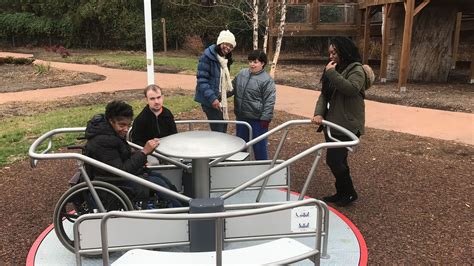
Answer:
[{"left": 231, "top": 69, "right": 276, "bottom": 121}]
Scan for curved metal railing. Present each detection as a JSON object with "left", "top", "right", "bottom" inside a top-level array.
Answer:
[
  {"left": 28, "top": 127, "right": 191, "bottom": 203},
  {"left": 100, "top": 198, "right": 325, "bottom": 266},
  {"left": 220, "top": 119, "right": 359, "bottom": 201}
]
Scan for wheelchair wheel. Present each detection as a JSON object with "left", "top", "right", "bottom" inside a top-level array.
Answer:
[{"left": 53, "top": 180, "right": 134, "bottom": 252}]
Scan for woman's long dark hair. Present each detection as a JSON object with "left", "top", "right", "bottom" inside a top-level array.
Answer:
[
  {"left": 329, "top": 37, "right": 362, "bottom": 71},
  {"left": 320, "top": 37, "right": 362, "bottom": 101}
]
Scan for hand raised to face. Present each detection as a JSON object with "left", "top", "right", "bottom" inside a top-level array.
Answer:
[{"left": 325, "top": 61, "right": 337, "bottom": 71}]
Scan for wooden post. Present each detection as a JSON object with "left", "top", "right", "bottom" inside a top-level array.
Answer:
[
  {"left": 362, "top": 7, "right": 371, "bottom": 64},
  {"left": 451, "top": 12, "right": 462, "bottom": 69},
  {"left": 267, "top": 0, "right": 275, "bottom": 59},
  {"left": 398, "top": 0, "right": 415, "bottom": 92},
  {"left": 161, "top": 18, "right": 167, "bottom": 53},
  {"left": 379, "top": 4, "right": 392, "bottom": 83},
  {"left": 470, "top": 53, "right": 474, "bottom": 84}
]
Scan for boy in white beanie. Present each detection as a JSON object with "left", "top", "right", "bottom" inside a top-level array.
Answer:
[{"left": 194, "top": 30, "right": 236, "bottom": 133}]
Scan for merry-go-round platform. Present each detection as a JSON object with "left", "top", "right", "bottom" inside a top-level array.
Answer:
[
  {"left": 27, "top": 120, "right": 367, "bottom": 265},
  {"left": 27, "top": 190, "right": 367, "bottom": 265}
]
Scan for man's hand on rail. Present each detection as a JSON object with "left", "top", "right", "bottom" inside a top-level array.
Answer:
[
  {"left": 311, "top": 115, "right": 323, "bottom": 126},
  {"left": 142, "top": 138, "right": 160, "bottom": 155}
]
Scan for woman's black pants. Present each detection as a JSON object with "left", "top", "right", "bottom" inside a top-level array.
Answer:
[{"left": 324, "top": 132, "right": 358, "bottom": 196}]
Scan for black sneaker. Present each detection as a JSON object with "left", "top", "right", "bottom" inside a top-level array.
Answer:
[
  {"left": 336, "top": 193, "right": 358, "bottom": 207},
  {"left": 322, "top": 193, "right": 342, "bottom": 203}
]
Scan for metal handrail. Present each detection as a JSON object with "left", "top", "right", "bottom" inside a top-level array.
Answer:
[
  {"left": 28, "top": 127, "right": 191, "bottom": 202},
  {"left": 100, "top": 198, "right": 324, "bottom": 266},
  {"left": 222, "top": 119, "right": 359, "bottom": 201}
]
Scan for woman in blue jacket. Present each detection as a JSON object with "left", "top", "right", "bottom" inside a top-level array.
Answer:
[{"left": 194, "top": 30, "right": 236, "bottom": 133}]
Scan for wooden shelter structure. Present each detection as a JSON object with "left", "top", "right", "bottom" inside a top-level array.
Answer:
[
  {"left": 269, "top": 0, "right": 474, "bottom": 89},
  {"left": 267, "top": 0, "right": 361, "bottom": 55},
  {"left": 360, "top": 0, "right": 474, "bottom": 90}
]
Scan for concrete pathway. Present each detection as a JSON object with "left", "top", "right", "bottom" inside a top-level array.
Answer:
[{"left": 1, "top": 52, "right": 473, "bottom": 145}]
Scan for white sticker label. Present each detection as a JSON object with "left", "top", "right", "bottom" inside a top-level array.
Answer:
[{"left": 291, "top": 206, "right": 317, "bottom": 232}]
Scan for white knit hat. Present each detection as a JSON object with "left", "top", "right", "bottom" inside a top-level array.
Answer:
[{"left": 216, "top": 30, "right": 236, "bottom": 48}]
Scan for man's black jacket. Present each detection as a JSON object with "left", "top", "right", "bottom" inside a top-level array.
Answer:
[{"left": 130, "top": 106, "right": 177, "bottom": 147}]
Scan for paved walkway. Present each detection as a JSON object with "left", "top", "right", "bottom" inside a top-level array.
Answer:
[{"left": 1, "top": 52, "right": 473, "bottom": 145}]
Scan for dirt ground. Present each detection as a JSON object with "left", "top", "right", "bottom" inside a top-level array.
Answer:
[
  {"left": 0, "top": 64, "right": 104, "bottom": 93},
  {"left": 0, "top": 64, "right": 473, "bottom": 265}
]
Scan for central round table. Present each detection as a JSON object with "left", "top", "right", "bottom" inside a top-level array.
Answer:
[{"left": 156, "top": 131, "right": 246, "bottom": 198}]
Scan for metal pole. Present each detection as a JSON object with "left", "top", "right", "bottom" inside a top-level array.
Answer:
[
  {"left": 144, "top": 0, "right": 154, "bottom": 85},
  {"left": 299, "top": 149, "right": 323, "bottom": 200},
  {"left": 79, "top": 167, "right": 105, "bottom": 213},
  {"left": 320, "top": 202, "right": 330, "bottom": 259},
  {"left": 193, "top": 158, "right": 210, "bottom": 198},
  {"left": 215, "top": 218, "right": 223, "bottom": 266},
  {"left": 256, "top": 128, "right": 289, "bottom": 202}
]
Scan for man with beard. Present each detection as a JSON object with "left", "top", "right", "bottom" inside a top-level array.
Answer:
[{"left": 130, "top": 84, "right": 177, "bottom": 147}]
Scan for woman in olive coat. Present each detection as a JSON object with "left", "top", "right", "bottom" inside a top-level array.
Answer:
[{"left": 312, "top": 37, "right": 372, "bottom": 207}]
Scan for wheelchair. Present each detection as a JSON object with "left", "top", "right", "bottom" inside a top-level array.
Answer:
[{"left": 28, "top": 130, "right": 190, "bottom": 253}]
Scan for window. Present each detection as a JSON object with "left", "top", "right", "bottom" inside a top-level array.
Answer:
[
  {"left": 319, "top": 4, "right": 356, "bottom": 24},
  {"left": 286, "top": 5, "right": 309, "bottom": 24}
]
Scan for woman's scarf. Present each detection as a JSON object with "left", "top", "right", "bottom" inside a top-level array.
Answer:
[{"left": 216, "top": 54, "right": 233, "bottom": 120}]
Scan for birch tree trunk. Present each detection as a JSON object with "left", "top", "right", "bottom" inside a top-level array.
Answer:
[
  {"left": 262, "top": 0, "right": 270, "bottom": 53},
  {"left": 252, "top": 0, "right": 259, "bottom": 50},
  {"left": 269, "top": 0, "right": 286, "bottom": 78}
]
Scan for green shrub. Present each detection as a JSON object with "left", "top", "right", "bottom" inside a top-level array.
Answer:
[
  {"left": 0, "top": 57, "right": 35, "bottom": 65},
  {"left": 13, "top": 57, "right": 35, "bottom": 65}
]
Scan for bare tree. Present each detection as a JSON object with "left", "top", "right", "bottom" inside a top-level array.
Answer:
[
  {"left": 269, "top": 0, "right": 286, "bottom": 78},
  {"left": 252, "top": 0, "right": 259, "bottom": 49},
  {"left": 262, "top": 0, "right": 270, "bottom": 53},
  {"left": 169, "top": 0, "right": 268, "bottom": 52}
]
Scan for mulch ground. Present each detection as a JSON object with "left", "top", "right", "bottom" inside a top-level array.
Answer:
[{"left": 0, "top": 89, "right": 472, "bottom": 265}]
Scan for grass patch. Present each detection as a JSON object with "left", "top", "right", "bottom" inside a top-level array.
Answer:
[
  {"left": 67, "top": 53, "right": 247, "bottom": 75},
  {"left": 45, "top": 51, "right": 247, "bottom": 75},
  {"left": 0, "top": 95, "right": 198, "bottom": 167},
  {"left": 34, "top": 62, "right": 51, "bottom": 75}
]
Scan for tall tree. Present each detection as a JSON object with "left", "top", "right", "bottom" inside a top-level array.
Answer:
[
  {"left": 252, "top": 0, "right": 259, "bottom": 49},
  {"left": 262, "top": 0, "right": 270, "bottom": 53},
  {"left": 269, "top": 0, "right": 286, "bottom": 78}
]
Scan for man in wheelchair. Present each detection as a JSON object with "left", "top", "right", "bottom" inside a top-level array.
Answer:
[{"left": 84, "top": 100, "right": 183, "bottom": 208}]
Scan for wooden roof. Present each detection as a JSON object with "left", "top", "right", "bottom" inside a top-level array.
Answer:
[
  {"left": 359, "top": 0, "right": 474, "bottom": 11},
  {"left": 358, "top": 0, "right": 401, "bottom": 9}
]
